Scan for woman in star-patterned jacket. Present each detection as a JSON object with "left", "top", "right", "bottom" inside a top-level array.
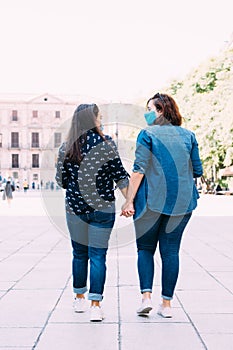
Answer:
[{"left": 56, "top": 103, "right": 129, "bottom": 321}]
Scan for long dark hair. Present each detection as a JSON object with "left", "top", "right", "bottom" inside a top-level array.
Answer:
[
  {"left": 65, "top": 104, "right": 105, "bottom": 163},
  {"left": 146, "top": 93, "right": 183, "bottom": 126}
]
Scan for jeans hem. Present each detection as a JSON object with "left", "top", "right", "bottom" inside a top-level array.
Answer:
[
  {"left": 88, "top": 293, "right": 103, "bottom": 301},
  {"left": 73, "top": 286, "right": 88, "bottom": 294},
  {"left": 162, "top": 294, "right": 173, "bottom": 300},
  {"left": 141, "top": 289, "right": 152, "bottom": 293}
]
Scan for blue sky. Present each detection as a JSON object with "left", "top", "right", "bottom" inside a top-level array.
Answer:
[{"left": 0, "top": 0, "right": 232, "bottom": 101}]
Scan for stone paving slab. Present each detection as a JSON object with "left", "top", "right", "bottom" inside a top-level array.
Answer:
[
  {"left": 0, "top": 193, "right": 233, "bottom": 349},
  {"left": 200, "top": 334, "right": 233, "bottom": 350},
  {"left": 210, "top": 271, "right": 233, "bottom": 291},
  {"left": 0, "top": 289, "right": 63, "bottom": 327},
  {"left": 176, "top": 290, "right": 233, "bottom": 314},
  {"left": 0, "top": 328, "right": 40, "bottom": 348},
  {"left": 121, "top": 323, "right": 206, "bottom": 350},
  {"left": 188, "top": 313, "right": 233, "bottom": 334},
  {"left": 35, "top": 323, "right": 119, "bottom": 350},
  {"left": 177, "top": 268, "right": 224, "bottom": 291}
]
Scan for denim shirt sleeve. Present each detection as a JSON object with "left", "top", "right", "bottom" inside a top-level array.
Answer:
[
  {"left": 190, "top": 132, "right": 203, "bottom": 178},
  {"left": 133, "top": 129, "right": 152, "bottom": 174}
]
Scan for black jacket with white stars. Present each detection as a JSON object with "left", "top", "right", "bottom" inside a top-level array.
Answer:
[{"left": 56, "top": 130, "right": 129, "bottom": 215}]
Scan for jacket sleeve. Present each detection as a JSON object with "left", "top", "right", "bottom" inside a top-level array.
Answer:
[
  {"left": 55, "top": 144, "right": 69, "bottom": 189},
  {"left": 105, "top": 137, "right": 129, "bottom": 189},
  {"left": 190, "top": 133, "right": 203, "bottom": 178}
]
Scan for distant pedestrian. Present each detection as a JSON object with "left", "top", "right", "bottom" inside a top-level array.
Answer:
[
  {"left": 23, "top": 179, "right": 29, "bottom": 193},
  {"left": 16, "top": 181, "right": 20, "bottom": 191},
  {"left": 3, "top": 178, "right": 14, "bottom": 207}
]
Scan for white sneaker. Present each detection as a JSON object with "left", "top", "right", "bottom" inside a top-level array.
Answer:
[
  {"left": 137, "top": 298, "right": 153, "bottom": 316},
  {"left": 90, "top": 306, "right": 104, "bottom": 322},
  {"left": 157, "top": 304, "right": 172, "bottom": 318},
  {"left": 73, "top": 298, "right": 88, "bottom": 313}
]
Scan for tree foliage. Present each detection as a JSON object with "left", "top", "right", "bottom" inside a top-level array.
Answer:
[{"left": 164, "top": 46, "right": 233, "bottom": 180}]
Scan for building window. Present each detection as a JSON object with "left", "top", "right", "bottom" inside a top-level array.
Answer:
[
  {"left": 11, "top": 132, "right": 19, "bottom": 148},
  {"left": 55, "top": 111, "right": 60, "bottom": 118},
  {"left": 0, "top": 133, "right": 2, "bottom": 148},
  {"left": 32, "top": 154, "right": 39, "bottom": 168},
  {"left": 33, "top": 174, "right": 38, "bottom": 180},
  {"left": 12, "top": 110, "right": 18, "bottom": 121},
  {"left": 31, "top": 132, "right": 39, "bottom": 148},
  {"left": 32, "top": 110, "right": 38, "bottom": 118},
  {"left": 12, "top": 171, "right": 19, "bottom": 179},
  {"left": 54, "top": 132, "right": 62, "bottom": 148},
  {"left": 12, "top": 154, "right": 19, "bottom": 168}
]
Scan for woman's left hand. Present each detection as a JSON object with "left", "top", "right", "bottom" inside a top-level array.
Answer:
[{"left": 120, "top": 202, "right": 135, "bottom": 217}]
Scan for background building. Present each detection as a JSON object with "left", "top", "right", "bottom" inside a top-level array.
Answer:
[
  {"left": 0, "top": 93, "right": 92, "bottom": 189},
  {"left": 0, "top": 93, "right": 144, "bottom": 190}
]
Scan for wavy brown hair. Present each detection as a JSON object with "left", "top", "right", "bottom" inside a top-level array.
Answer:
[
  {"left": 65, "top": 104, "right": 105, "bottom": 163},
  {"left": 146, "top": 93, "right": 183, "bottom": 126}
]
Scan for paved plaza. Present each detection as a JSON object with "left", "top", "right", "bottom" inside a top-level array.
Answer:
[{"left": 0, "top": 191, "right": 233, "bottom": 350}]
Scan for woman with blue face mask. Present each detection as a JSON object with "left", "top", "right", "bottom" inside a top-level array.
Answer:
[{"left": 121, "top": 93, "right": 203, "bottom": 318}]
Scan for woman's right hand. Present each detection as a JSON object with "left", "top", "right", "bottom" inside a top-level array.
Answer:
[{"left": 120, "top": 201, "right": 135, "bottom": 217}]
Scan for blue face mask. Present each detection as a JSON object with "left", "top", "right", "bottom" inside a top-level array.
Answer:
[{"left": 144, "top": 111, "right": 156, "bottom": 125}]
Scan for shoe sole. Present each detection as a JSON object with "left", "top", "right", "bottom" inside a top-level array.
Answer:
[
  {"left": 157, "top": 311, "right": 172, "bottom": 318},
  {"left": 90, "top": 318, "right": 103, "bottom": 322},
  {"left": 90, "top": 315, "right": 104, "bottom": 322},
  {"left": 137, "top": 306, "right": 153, "bottom": 315},
  {"left": 74, "top": 310, "right": 86, "bottom": 313},
  {"left": 137, "top": 312, "right": 150, "bottom": 317}
]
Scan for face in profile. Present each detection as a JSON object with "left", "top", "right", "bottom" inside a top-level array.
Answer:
[{"left": 147, "top": 100, "right": 156, "bottom": 112}]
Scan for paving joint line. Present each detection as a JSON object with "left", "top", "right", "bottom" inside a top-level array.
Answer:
[
  {"left": 0, "top": 228, "right": 57, "bottom": 263},
  {"left": 32, "top": 275, "right": 71, "bottom": 350},
  {"left": 0, "top": 238, "right": 64, "bottom": 301},
  {"left": 175, "top": 293, "right": 208, "bottom": 350},
  {"left": 182, "top": 249, "right": 233, "bottom": 296}
]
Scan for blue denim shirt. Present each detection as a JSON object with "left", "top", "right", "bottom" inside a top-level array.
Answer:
[{"left": 133, "top": 125, "right": 203, "bottom": 218}]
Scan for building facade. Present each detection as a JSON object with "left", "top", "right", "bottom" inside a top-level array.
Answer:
[
  {"left": 0, "top": 93, "right": 144, "bottom": 190},
  {"left": 0, "top": 93, "right": 87, "bottom": 189}
]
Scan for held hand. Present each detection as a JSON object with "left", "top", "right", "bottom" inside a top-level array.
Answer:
[{"left": 120, "top": 201, "right": 135, "bottom": 217}]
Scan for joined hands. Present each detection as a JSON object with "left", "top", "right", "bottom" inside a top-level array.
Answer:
[{"left": 120, "top": 202, "right": 135, "bottom": 218}]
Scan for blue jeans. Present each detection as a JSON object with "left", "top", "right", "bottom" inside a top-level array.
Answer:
[
  {"left": 134, "top": 209, "right": 192, "bottom": 300},
  {"left": 66, "top": 210, "right": 115, "bottom": 301}
]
